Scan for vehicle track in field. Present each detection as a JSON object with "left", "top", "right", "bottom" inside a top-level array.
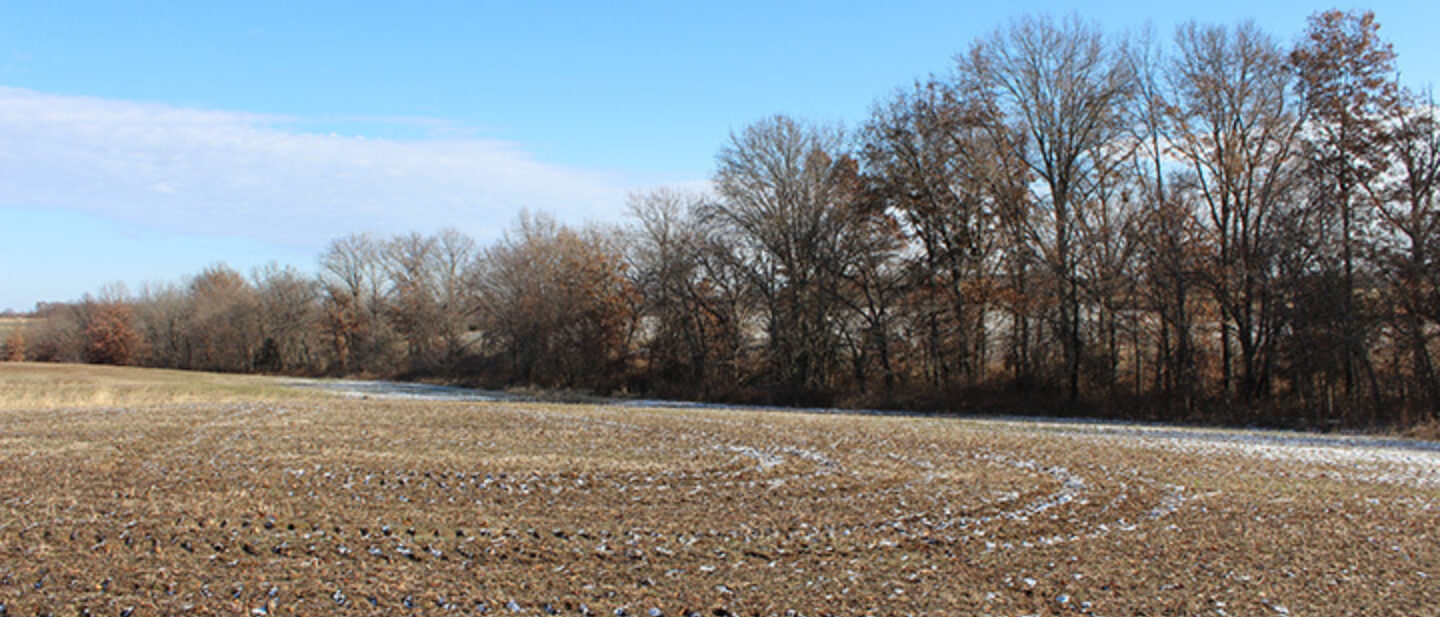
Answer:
[{"left": 269, "top": 387, "right": 1197, "bottom": 555}]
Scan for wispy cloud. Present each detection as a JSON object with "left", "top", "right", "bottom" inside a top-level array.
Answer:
[{"left": 0, "top": 87, "right": 630, "bottom": 246}]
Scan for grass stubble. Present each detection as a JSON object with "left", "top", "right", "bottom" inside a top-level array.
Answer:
[
  {"left": 0, "top": 363, "right": 327, "bottom": 411},
  {"left": 0, "top": 364, "right": 1435, "bottom": 615}
]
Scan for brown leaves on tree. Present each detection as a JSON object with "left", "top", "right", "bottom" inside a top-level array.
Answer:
[
  {"left": 477, "top": 213, "right": 639, "bottom": 392},
  {"left": 84, "top": 302, "right": 141, "bottom": 366},
  {"left": 1, "top": 328, "right": 25, "bottom": 362}
]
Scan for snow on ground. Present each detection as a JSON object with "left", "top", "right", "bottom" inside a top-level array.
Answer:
[
  {"left": 283, "top": 378, "right": 511, "bottom": 402},
  {"left": 289, "top": 378, "right": 1440, "bottom": 489}
]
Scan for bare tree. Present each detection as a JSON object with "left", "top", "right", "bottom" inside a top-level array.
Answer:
[
  {"left": 627, "top": 188, "right": 727, "bottom": 395},
  {"left": 379, "top": 229, "right": 482, "bottom": 372},
  {"left": 1376, "top": 93, "right": 1440, "bottom": 419},
  {"left": 963, "top": 14, "right": 1135, "bottom": 401},
  {"left": 706, "top": 115, "right": 857, "bottom": 402},
  {"left": 433, "top": 229, "right": 481, "bottom": 364},
  {"left": 1291, "top": 9, "right": 1400, "bottom": 416},
  {"left": 477, "top": 213, "right": 636, "bottom": 391},
  {"left": 827, "top": 184, "right": 909, "bottom": 397},
  {"left": 185, "top": 264, "right": 260, "bottom": 372},
  {"left": 1127, "top": 30, "right": 1202, "bottom": 408},
  {"left": 252, "top": 262, "right": 320, "bottom": 373},
  {"left": 131, "top": 281, "right": 191, "bottom": 368},
  {"left": 319, "top": 233, "right": 394, "bottom": 374},
  {"left": 1167, "top": 20, "right": 1303, "bottom": 405},
  {"left": 1073, "top": 140, "right": 1145, "bottom": 397},
  {"left": 862, "top": 79, "right": 1023, "bottom": 390},
  {"left": 385, "top": 232, "right": 443, "bottom": 371}
]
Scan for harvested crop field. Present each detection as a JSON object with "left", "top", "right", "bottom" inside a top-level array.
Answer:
[{"left": 0, "top": 367, "right": 1437, "bottom": 615}]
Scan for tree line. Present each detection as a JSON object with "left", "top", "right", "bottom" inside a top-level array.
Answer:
[{"left": 8, "top": 10, "right": 1439, "bottom": 431}]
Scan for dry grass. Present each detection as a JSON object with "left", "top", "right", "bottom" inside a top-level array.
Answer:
[
  {"left": 1403, "top": 417, "right": 1440, "bottom": 441},
  {"left": 0, "top": 362, "right": 329, "bottom": 411},
  {"left": 0, "top": 316, "right": 28, "bottom": 345},
  {"left": 0, "top": 365, "right": 1436, "bottom": 615}
]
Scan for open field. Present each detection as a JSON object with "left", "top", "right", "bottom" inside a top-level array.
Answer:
[
  {"left": 0, "top": 363, "right": 330, "bottom": 411},
  {"left": 0, "top": 365, "right": 1437, "bottom": 615}
]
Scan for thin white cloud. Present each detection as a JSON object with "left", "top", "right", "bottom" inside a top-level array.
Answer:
[{"left": 0, "top": 87, "right": 630, "bottom": 246}]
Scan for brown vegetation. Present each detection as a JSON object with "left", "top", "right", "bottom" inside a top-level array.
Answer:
[
  {"left": 83, "top": 302, "right": 142, "bottom": 366},
  {"left": 1, "top": 327, "right": 24, "bottom": 362},
  {"left": 0, "top": 363, "right": 324, "bottom": 411}
]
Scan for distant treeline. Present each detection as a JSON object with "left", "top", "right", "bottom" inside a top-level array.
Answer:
[{"left": 7, "top": 10, "right": 1439, "bottom": 431}]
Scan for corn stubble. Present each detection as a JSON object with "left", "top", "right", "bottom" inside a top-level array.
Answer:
[{"left": 0, "top": 399, "right": 1435, "bottom": 615}]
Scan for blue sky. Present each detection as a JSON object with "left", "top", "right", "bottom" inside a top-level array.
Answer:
[{"left": 1, "top": 1, "right": 1437, "bottom": 311}]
